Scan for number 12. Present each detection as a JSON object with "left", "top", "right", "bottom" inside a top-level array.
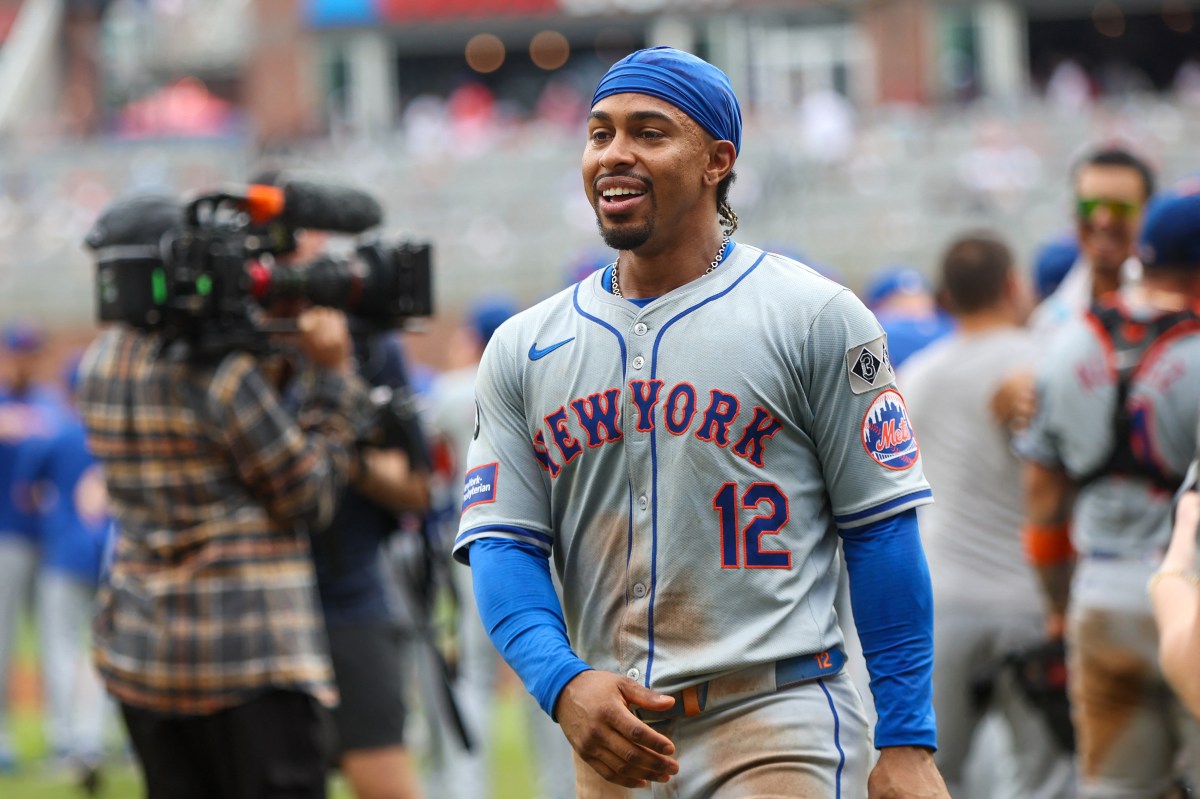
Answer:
[{"left": 713, "top": 482, "right": 792, "bottom": 569}]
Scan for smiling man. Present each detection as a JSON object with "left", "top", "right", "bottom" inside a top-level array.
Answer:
[
  {"left": 452, "top": 46, "right": 949, "bottom": 798},
  {"left": 1031, "top": 147, "right": 1155, "bottom": 333}
]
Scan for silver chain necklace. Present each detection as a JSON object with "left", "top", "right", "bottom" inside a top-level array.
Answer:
[{"left": 611, "top": 236, "right": 730, "bottom": 298}]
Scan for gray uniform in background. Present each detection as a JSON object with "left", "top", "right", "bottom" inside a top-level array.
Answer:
[
  {"left": 902, "top": 328, "right": 1074, "bottom": 799},
  {"left": 1018, "top": 291, "right": 1200, "bottom": 798},
  {"left": 423, "top": 363, "right": 575, "bottom": 799}
]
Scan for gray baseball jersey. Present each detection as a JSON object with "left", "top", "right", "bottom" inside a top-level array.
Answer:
[
  {"left": 452, "top": 243, "right": 932, "bottom": 694},
  {"left": 1018, "top": 291, "right": 1200, "bottom": 556}
]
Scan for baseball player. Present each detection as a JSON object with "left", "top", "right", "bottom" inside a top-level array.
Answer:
[
  {"left": 1029, "top": 147, "right": 1154, "bottom": 335},
  {"left": 1017, "top": 185, "right": 1200, "bottom": 797},
  {"left": 452, "top": 47, "right": 948, "bottom": 797},
  {"left": 34, "top": 358, "right": 115, "bottom": 789},
  {"left": 0, "top": 323, "right": 61, "bottom": 772},
  {"left": 900, "top": 233, "right": 1074, "bottom": 798},
  {"left": 423, "top": 297, "right": 575, "bottom": 799},
  {"left": 995, "top": 149, "right": 1156, "bottom": 434}
]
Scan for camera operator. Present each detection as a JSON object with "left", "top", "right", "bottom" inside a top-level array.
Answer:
[
  {"left": 76, "top": 194, "right": 379, "bottom": 799},
  {"left": 256, "top": 174, "right": 431, "bottom": 799},
  {"left": 309, "top": 328, "right": 429, "bottom": 799}
]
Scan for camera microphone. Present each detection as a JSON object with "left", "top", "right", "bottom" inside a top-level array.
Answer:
[{"left": 243, "top": 181, "right": 383, "bottom": 235}]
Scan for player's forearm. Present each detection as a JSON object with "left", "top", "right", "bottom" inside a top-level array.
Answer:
[
  {"left": 469, "top": 537, "right": 592, "bottom": 717},
  {"left": 840, "top": 509, "right": 937, "bottom": 749},
  {"left": 1023, "top": 461, "right": 1075, "bottom": 526},
  {"left": 1152, "top": 490, "right": 1200, "bottom": 716},
  {"left": 1154, "top": 579, "right": 1200, "bottom": 717},
  {"left": 1022, "top": 462, "right": 1076, "bottom": 619}
]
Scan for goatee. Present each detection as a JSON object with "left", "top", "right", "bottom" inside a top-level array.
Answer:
[{"left": 597, "top": 219, "right": 652, "bottom": 252}]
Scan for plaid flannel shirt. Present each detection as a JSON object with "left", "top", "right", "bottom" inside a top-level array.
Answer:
[{"left": 78, "top": 327, "right": 373, "bottom": 715}]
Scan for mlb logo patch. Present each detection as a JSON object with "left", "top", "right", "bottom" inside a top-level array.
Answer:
[
  {"left": 462, "top": 463, "right": 499, "bottom": 512},
  {"left": 861, "top": 390, "right": 919, "bottom": 471}
]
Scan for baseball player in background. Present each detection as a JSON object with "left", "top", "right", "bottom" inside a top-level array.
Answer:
[
  {"left": 1017, "top": 184, "right": 1200, "bottom": 797},
  {"left": 992, "top": 149, "right": 1157, "bottom": 429},
  {"left": 452, "top": 46, "right": 949, "bottom": 798},
  {"left": 0, "top": 324, "right": 61, "bottom": 773},
  {"left": 1029, "top": 147, "right": 1155, "bottom": 334},
  {"left": 423, "top": 298, "right": 575, "bottom": 799},
  {"left": 900, "top": 233, "right": 1074, "bottom": 798}
]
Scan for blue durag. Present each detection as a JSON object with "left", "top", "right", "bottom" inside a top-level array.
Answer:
[{"left": 591, "top": 46, "right": 743, "bottom": 154}]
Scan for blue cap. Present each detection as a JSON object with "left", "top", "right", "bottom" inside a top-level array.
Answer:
[
  {"left": 470, "top": 296, "right": 518, "bottom": 346},
  {"left": 1033, "top": 234, "right": 1079, "bottom": 299},
  {"left": 1139, "top": 187, "right": 1200, "bottom": 269},
  {"left": 4, "top": 322, "right": 43, "bottom": 353},
  {"left": 863, "top": 266, "right": 930, "bottom": 309},
  {"left": 591, "top": 46, "right": 743, "bottom": 154}
]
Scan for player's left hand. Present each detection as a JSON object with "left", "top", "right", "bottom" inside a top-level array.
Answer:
[{"left": 867, "top": 746, "right": 950, "bottom": 799}]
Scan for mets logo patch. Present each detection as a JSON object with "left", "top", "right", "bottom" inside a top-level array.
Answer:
[
  {"left": 462, "top": 463, "right": 499, "bottom": 512},
  {"left": 861, "top": 389, "right": 919, "bottom": 471}
]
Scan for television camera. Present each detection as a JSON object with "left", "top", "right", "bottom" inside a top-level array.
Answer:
[
  {"left": 86, "top": 182, "right": 433, "bottom": 461},
  {"left": 89, "top": 181, "right": 432, "bottom": 361}
]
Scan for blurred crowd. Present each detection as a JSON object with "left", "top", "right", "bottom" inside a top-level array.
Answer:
[
  {"left": 5, "top": 86, "right": 1200, "bottom": 331},
  {"left": 2, "top": 131, "right": 1200, "bottom": 799}
]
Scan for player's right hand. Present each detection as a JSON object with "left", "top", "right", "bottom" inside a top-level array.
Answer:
[{"left": 554, "top": 670, "right": 680, "bottom": 789}]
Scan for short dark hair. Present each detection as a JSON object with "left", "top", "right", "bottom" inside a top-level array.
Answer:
[
  {"left": 939, "top": 232, "right": 1014, "bottom": 315},
  {"left": 1073, "top": 146, "right": 1156, "bottom": 200}
]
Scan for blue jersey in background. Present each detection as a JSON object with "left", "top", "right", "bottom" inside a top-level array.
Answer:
[{"left": 37, "top": 411, "right": 113, "bottom": 585}]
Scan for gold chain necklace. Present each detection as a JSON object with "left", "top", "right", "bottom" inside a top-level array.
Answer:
[{"left": 611, "top": 236, "right": 730, "bottom": 298}]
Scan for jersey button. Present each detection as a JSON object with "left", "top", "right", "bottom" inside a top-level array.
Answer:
[
  {"left": 638, "top": 495, "right": 648, "bottom": 510},
  {"left": 626, "top": 668, "right": 640, "bottom": 681},
  {"left": 632, "top": 355, "right": 645, "bottom": 370},
  {"left": 633, "top": 582, "right": 647, "bottom": 598},
  {"left": 633, "top": 323, "right": 648, "bottom": 336}
]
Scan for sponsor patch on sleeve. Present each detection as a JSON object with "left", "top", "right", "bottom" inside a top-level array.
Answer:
[
  {"left": 462, "top": 462, "right": 499, "bottom": 512},
  {"left": 861, "top": 389, "right": 919, "bottom": 470},
  {"left": 845, "top": 336, "right": 895, "bottom": 395}
]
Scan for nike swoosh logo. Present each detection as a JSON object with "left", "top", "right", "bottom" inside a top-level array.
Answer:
[{"left": 528, "top": 338, "right": 575, "bottom": 361}]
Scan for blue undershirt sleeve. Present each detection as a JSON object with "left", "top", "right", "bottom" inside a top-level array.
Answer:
[
  {"left": 469, "top": 537, "right": 593, "bottom": 718},
  {"left": 838, "top": 508, "right": 937, "bottom": 749}
]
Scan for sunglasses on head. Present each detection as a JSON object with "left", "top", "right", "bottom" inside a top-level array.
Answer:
[{"left": 1076, "top": 197, "right": 1140, "bottom": 221}]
